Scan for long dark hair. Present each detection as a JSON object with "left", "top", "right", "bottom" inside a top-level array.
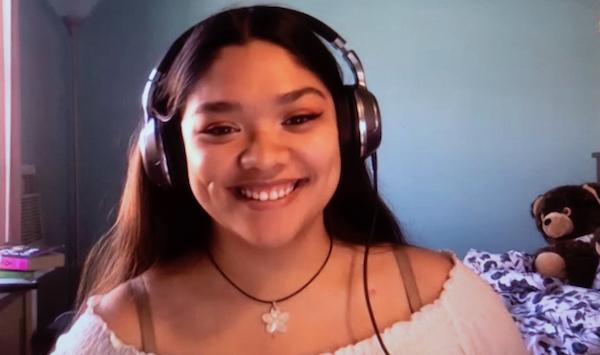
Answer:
[{"left": 77, "top": 5, "right": 406, "bottom": 309}]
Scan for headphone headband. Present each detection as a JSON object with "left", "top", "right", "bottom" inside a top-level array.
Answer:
[{"left": 142, "top": 7, "right": 369, "bottom": 119}]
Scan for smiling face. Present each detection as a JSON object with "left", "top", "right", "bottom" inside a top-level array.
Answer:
[{"left": 180, "top": 40, "right": 341, "bottom": 248}]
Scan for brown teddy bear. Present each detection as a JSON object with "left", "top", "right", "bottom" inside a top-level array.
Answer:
[{"left": 530, "top": 183, "right": 600, "bottom": 288}]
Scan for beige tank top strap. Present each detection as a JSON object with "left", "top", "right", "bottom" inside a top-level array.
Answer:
[
  {"left": 393, "top": 247, "right": 423, "bottom": 313},
  {"left": 128, "top": 276, "right": 157, "bottom": 353}
]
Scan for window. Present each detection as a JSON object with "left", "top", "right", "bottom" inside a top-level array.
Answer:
[{"left": 1, "top": 0, "right": 21, "bottom": 245}]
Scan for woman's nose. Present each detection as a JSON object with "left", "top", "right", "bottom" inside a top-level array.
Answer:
[{"left": 239, "top": 130, "right": 289, "bottom": 171}]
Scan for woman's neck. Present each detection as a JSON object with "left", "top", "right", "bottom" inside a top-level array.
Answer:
[{"left": 207, "top": 215, "right": 333, "bottom": 301}]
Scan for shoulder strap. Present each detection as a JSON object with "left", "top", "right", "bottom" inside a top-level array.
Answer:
[
  {"left": 129, "top": 276, "right": 157, "bottom": 353},
  {"left": 393, "top": 247, "right": 423, "bottom": 313}
]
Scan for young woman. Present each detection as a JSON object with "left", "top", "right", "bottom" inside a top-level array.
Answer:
[{"left": 52, "top": 6, "right": 526, "bottom": 354}]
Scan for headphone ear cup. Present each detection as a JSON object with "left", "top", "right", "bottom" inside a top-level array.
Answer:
[{"left": 352, "top": 86, "right": 381, "bottom": 159}]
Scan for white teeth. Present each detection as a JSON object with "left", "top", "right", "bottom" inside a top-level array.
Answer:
[{"left": 240, "top": 181, "right": 298, "bottom": 201}]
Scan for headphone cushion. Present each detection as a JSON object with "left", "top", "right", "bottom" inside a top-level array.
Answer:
[
  {"left": 159, "top": 120, "right": 189, "bottom": 189},
  {"left": 335, "top": 86, "right": 359, "bottom": 156},
  {"left": 139, "top": 118, "right": 171, "bottom": 187}
]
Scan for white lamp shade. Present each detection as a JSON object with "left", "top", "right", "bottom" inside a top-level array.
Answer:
[{"left": 46, "top": 0, "right": 102, "bottom": 19}]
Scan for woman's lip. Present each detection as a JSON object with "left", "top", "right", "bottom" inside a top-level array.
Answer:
[{"left": 232, "top": 178, "right": 307, "bottom": 189}]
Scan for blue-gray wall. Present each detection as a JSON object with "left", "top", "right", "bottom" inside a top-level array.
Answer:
[
  {"left": 20, "top": 0, "right": 71, "bottom": 249},
  {"left": 19, "top": 0, "right": 72, "bottom": 327},
  {"left": 75, "top": 0, "right": 600, "bottom": 259}
]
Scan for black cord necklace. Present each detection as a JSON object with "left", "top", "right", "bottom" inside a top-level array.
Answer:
[{"left": 207, "top": 236, "right": 334, "bottom": 335}]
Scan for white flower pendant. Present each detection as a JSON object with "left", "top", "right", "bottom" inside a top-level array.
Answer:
[{"left": 261, "top": 302, "right": 289, "bottom": 334}]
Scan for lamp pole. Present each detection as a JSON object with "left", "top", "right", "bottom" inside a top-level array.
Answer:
[{"left": 64, "top": 16, "right": 81, "bottom": 305}]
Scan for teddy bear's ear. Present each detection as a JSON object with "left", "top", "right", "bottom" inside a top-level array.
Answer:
[
  {"left": 582, "top": 184, "right": 600, "bottom": 206},
  {"left": 531, "top": 194, "right": 544, "bottom": 218}
]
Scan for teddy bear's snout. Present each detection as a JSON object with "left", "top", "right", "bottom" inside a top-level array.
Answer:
[{"left": 542, "top": 212, "right": 574, "bottom": 238}]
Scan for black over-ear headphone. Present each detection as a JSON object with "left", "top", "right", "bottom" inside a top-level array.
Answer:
[{"left": 139, "top": 6, "right": 382, "bottom": 189}]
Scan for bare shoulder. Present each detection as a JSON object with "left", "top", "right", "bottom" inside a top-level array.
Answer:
[
  {"left": 94, "top": 278, "right": 141, "bottom": 348},
  {"left": 396, "top": 245, "right": 455, "bottom": 305},
  {"left": 358, "top": 243, "right": 454, "bottom": 306}
]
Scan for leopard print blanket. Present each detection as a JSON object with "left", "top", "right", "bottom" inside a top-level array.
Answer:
[{"left": 463, "top": 249, "right": 600, "bottom": 355}]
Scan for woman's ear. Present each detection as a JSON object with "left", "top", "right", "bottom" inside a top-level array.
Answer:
[{"left": 531, "top": 194, "right": 544, "bottom": 218}]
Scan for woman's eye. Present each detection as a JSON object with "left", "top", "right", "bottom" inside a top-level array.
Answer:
[
  {"left": 202, "top": 125, "right": 238, "bottom": 136},
  {"left": 283, "top": 113, "right": 322, "bottom": 126}
]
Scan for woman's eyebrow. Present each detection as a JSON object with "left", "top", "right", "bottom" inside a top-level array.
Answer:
[
  {"left": 276, "top": 87, "right": 325, "bottom": 105},
  {"left": 195, "top": 101, "right": 242, "bottom": 114},
  {"left": 194, "top": 87, "right": 325, "bottom": 114}
]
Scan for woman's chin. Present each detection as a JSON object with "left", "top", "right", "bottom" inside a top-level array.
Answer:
[
  {"left": 238, "top": 231, "right": 298, "bottom": 250},
  {"left": 214, "top": 213, "right": 324, "bottom": 250}
]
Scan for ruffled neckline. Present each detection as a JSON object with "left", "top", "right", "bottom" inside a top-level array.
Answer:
[
  {"left": 84, "top": 252, "right": 463, "bottom": 355},
  {"left": 83, "top": 296, "right": 156, "bottom": 355}
]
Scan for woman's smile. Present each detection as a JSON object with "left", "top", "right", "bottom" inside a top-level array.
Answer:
[{"left": 232, "top": 178, "right": 309, "bottom": 210}]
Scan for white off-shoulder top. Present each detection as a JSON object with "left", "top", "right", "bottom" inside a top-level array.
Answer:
[{"left": 51, "top": 256, "right": 527, "bottom": 355}]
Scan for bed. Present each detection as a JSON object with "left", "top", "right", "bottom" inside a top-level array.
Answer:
[{"left": 463, "top": 248, "right": 600, "bottom": 355}]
